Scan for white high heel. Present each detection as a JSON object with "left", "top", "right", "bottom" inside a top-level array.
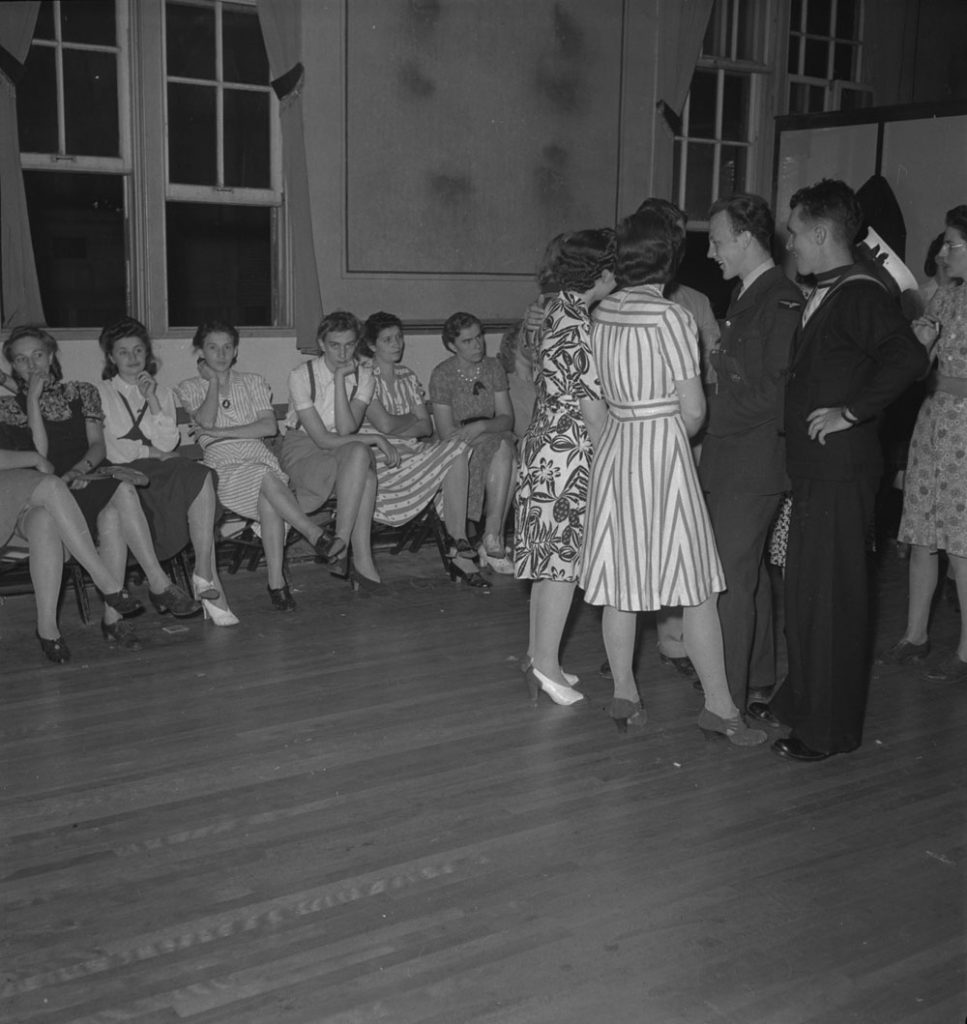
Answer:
[
  {"left": 521, "top": 656, "right": 579, "bottom": 686},
  {"left": 526, "top": 666, "right": 585, "bottom": 706},
  {"left": 192, "top": 574, "right": 239, "bottom": 627}
]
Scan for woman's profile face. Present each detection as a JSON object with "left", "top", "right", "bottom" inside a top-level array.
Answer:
[
  {"left": 940, "top": 227, "right": 967, "bottom": 282},
  {"left": 452, "top": 324, "right": 485, "bottom": 364},
  {"left": 9, "top": 336, "right": 52, "bottom": 380},
  {"left": 110, "top": 336, "right": 148, "bottom": 379},
  {"left": 374, "top": 326, "right": 404, "bottom": 364},
  {"left": 199, "top": 331, "right": 237, "bottom": 373}
]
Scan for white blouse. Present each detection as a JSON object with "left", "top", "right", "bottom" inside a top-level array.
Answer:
[{"left": 97, "top": 377, "right": 181, "bottom": 464}]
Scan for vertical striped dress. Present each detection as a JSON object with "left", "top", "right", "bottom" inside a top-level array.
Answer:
[
  {"left": 580, "top": 284, "right": 724, "bottom": 611},
  {"left": 363, "top": 364, "right": 468, "bottom": 527}
]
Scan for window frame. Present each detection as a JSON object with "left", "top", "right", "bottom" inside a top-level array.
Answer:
[{"left": 786, "top": 0, "right": 867, "bottom": 113}]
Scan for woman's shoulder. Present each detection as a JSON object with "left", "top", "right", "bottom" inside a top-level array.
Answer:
[{"left": 430, "top": 355, "right": 457, "bottom": 378}]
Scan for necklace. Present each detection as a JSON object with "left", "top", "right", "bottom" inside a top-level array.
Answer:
[{"left": 455, "top": 361, "right": 481, "bottom": 389}]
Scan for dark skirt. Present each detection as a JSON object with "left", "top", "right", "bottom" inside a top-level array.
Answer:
[
  {"left": 71, "top": 477, "right": 123, "bottom": 540},
  {"left": 118, "top": 457, "right": 214, "bottom": 561}
]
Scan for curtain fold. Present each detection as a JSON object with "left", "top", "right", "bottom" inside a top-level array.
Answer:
[
  {"left": 656, "top": 0, "right": 716, "bottom": 134},
  {"left": 256, "top": 0, "right": 324, "bottom": 352},
  {"left": 0, "top": 0, "right": 42, "bottom": 328}
]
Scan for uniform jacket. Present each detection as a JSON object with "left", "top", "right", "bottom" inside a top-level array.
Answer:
[
  {"left": 784, "top": 267, "right": 928, "bottom": 482},
  {"left": 699, "top": 265, "right": 803, "bottom": 494}
]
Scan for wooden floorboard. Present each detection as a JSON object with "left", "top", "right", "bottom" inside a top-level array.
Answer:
[{"left": 1, "top": 546, "right": 963, "bottom": 1023}]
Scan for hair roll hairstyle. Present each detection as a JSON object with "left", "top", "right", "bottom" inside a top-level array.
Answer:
[
  {"left": 359, "top": 311, "right": 403, "bottom": 358},
  {"left": 546, "top": 228, "right": 616, "bottom": 293},
  {"left": 615, "top": 207, "right": 684, "bottom": 288},
  {"left": 192, "top": 320, "right": 240, "bottom": 352},
  {"left": 99, "top": 316, "right": 157, "bottom": 380},
  {"left": 789, "top": 178, "right": 864, "bottom": 247},
  {"left": 442, "top": 312, "right": 482, "bottom": 352},
  {"left": 3, "top": 325, "right": 64, "bottom": 385}
]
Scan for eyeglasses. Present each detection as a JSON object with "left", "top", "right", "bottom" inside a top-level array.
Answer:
[{"left": 940, "top": 241, "right": 967, "bottom": 251}]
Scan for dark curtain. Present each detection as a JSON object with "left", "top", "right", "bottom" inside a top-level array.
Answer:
[
  {"left": 0, "top": 0, "right": 43, "bottom": 327},
  {"left": 657, "top": 0, "right": 716, "bottom": 134},
  {"left": 256, "top": 0, "right": 324, "bottom": 353}
]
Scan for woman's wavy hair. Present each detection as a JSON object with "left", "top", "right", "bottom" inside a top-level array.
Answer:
[
  {"left": 442, "top": 312, "right": 482, "bottom": 352},
  {"left": 359, "top": 311, "right": 403, "bottom": 358},
  {"left": 192, "top": 320, "right": 240, "bottom": 352},
  {"left": 615, "top": 207, "right": 684, "bottom": 288},
  {"left": 3, "top": 324, "right": 64, "bottom": 385},
  {"left": 544, "top": 228, "right": 616, "bottom": 293},
  {"left": 946, "top": 204, "right": 967, "bottom": 240},
  {"left": 99, "top": 316, "right": 157, "bottom": 380}
]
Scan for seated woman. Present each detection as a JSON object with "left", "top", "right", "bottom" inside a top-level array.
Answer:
[
  {"left": 1, "top": 326, "right": 199, "bottom": 651},
  {"left": 98, "top": 316, "right": 236, "bottom": 625},
  {"left": 176, "top": 320, "right": 333, "bottom": 611},
  {"left": 0, "top": 462, "right": 142, "bottom": 663},
  {"left": 359, "top": 311, "right": 487, "bottom": 587},
  {"left": 429, "top": 313, "right": 517, "bottom": 574},
  {"left": 280, "top": 311, "right": 391, "bottom": 591}
]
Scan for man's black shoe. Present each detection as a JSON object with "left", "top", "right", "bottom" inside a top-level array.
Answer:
[{"left": 771, "top": 736, "right": 832, "bottom": 762}]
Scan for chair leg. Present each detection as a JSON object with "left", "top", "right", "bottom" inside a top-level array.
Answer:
[{"left": 68, "top": 560, "right": 93, "bottom": 625}]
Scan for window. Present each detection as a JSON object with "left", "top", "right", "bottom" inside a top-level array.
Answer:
[
  {"left": 787, "top": 0, "right": 870, "bottom": 113},
  {"left": 672, "top": 0, "right": 769, "bottom": 221},
  {"left": 16, "top": 0, "right": 283, "bottom": 331}
]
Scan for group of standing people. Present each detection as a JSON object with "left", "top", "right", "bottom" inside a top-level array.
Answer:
[{"left": 513, "top": 178, "right": 938, "bottom": 761}]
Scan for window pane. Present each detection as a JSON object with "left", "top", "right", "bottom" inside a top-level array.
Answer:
[
  {"left": 733, "top": 2, "right": 758, "bottom": 61},
  {"left": 24, "top": 171, "right": 126, "bottom": 328},
  {"left": 687, "top": 70, "right": 717, "bottom": 138},
  {"left": 224, "top": 90, "right": 270, "bottom": 188},
  {"left": 64, "top": 50, "right": 119, "bottom": 157},
  {"left": 166, "top": 203, "right": 273, "bottom": 326},
  {"left": 787, "top": 33, "right": 801, "bottom": 75},
  {"left": 702, "top": 0, "right": 730, "bottom": 59},
  {"left": 833, "top": 42, "right": 856, "bottom": 80},
  {"left": 721, "top": 73, "right": 750, "bottom": 141},
  {"left": 166, "top": 1, "right": 215, "bottom": 79},
  {"left": 718, "top": 145, "right": 748, "bottom": 197},
  {"left": 60, "top": 0, "right": 116, "bottom": 46},
  {"left": 17, "top": 46, "right": 58, "bottom": 153},
  {"left": 804, "top": 37, "right": 828, "bottom": 77},
  {"left": 167, "top": 83, "right": 217, "bottom": 184},
  {"left": 223, "top": 6, "right": 269, "bottom": 85},
  {"left": 836, "top": 0, "right": 859, "bottom": 40},
  {"left": 790, "top": 0, "right": 803, "bottom": 32},
  {"left": 684, "top": 143, "right": 715, "bottom": 218},
  {"left": 805, "top": 0, "right": 832, "bottom": 34},
  {"left": 35, "top": 1, "right": 55, "bottom": 40}
]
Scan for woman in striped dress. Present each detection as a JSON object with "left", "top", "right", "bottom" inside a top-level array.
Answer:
[
  {"left": 580, "top": 207, "right": 765, "bottom": 745},
  {"left": 176, "top": 321, "right": 332, "bottom": 611},
  {"left": 360, "top": 312, "right": 487, "bottom": 587}
]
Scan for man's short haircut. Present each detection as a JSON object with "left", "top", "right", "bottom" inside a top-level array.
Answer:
[
  {"left": 708, "top": 193, "right": 775, "bottom": 252},
  {"left": 789, "top": 178, "right": 864, "bottom": 247}
]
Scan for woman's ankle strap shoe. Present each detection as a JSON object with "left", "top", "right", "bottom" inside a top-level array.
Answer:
[
  {"left": 267, "top": 584, "right": 297, "bottom": 611},
  {"left": 102, "top": 588, "right": 143, "bottom": 616},
  {"left": 148, "top": 585, "right": 201, "bottom": 618}
]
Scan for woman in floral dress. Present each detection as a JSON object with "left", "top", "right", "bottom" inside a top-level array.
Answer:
[{"left": 513, "top": 229, "right": 615, "bottom": 706}]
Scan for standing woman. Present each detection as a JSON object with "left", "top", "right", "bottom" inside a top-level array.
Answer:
[
  {"left": 429, "top": 313, "right": 517, "bottom": 573},
  {"left": 176, "top": 321, "right": 331, "bottom": 611},
  {"left": 98, "top": 317, "right": 236, "bottom": 625},
  {"left": 579, "top": 209, "right": 765, "bottom": 744},
  {"left": 887, "top": 205, "right": 967, "bottom": 679},
  {"left": 0, "top": 326, "right": 199, "bottom": 650},
  {"left": 514, "top": 229, "right": 615, "bottom": 705}
]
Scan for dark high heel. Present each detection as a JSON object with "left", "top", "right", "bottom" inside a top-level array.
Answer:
[
  {"left": 311, "top": 525, "right": 336, "bottom": 562},
  {"left": 37, "top": 632, "right": 71, "bottom": 664},
  {"left": 697, "top": 708, "right": 767, "bottom": 746},
  {"left": 322, "top": 536, "right": 350, "bottom": 578},
  {"left": 348, "top": 569, "right": 382, "bottom": 595},
  {"left": 267, "top": 583, "right": 297, "bottom": 611},
  {"left": 102, "top": 588, "right": 142, "bottom": 616},
  {"left": 148, "top": 584, "right": 201, "bottom": 618},
  {"left": 447, "top": 557, "right": 491, "bottom": 589},
  {"left": 607, "top": 697, "right": 647, "bottom": 733},
  {"left": 101, "top": 619, "right": 142, "bottom": 650}
]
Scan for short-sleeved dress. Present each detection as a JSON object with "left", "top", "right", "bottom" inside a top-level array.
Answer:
[
  {"left": 580, "top": 284, "right": 725, "bottom": 611},
  {"left": 0, "top": 381, "right": 121, "bottom": 537},
  {"left": 176, "top": 371, "right": 286, "bottom": 521},
  {"left": 514, "top": 291, "right": 602, "bottom": 581},
  {"left": 363, "top": 363, "right": 468, "bottom": 526},
  {"left": 899, "top": 282, "right": 967, "bottom": 555},
  {"left": 428, "top": 356, "right": 516, "bottom": 521}
]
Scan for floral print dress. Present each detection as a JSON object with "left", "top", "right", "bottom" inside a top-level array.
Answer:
[{"left": 513, "top": 291, "right": 602, "bottom": 581}]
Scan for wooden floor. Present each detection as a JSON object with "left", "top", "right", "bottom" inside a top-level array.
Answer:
[{"left": 0, "top": 544, "right": 963, "bottom": 1024}]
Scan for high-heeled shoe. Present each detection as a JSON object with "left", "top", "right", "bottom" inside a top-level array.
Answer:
[
  {"left": 37, "top": 632, "right": 71, "bottom": 663},
  {"left": 607, "top": 697, "right": 647, "bottom": 733},
  {"left": 520, "top": 656, "right": 577, "bottom": 686},
  {"left": 348, "top": 569, "right": 382, "bottom": 595},
  {"left": 193, "top": 575, "right": 239, "bottom": 626},
  {"left": 525, "top": 666, "right": 585, "bottom": 707},
  {"left": 478, "top": 534, "right": 514, "bottom": 575},
  {"left": 321, "top": 536, "right": 350, "bottom": 578},
  {"left": 697, "top": 708, "right": 768, "bottom": 747},
  {"left": 101, "top": 619, "right": 142, "bottom": 650},
  {"left": 102, "top": 588, "right": 142, "bottom": 616},
  {"left": 447, "top": 554, "right": 491, "bottom": 589},
  {"left": 267, "top": 583, "right": 297, "bottom": 611},
  {"left": 148, "top": 584, "right": 201, "bottom": 618}
]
